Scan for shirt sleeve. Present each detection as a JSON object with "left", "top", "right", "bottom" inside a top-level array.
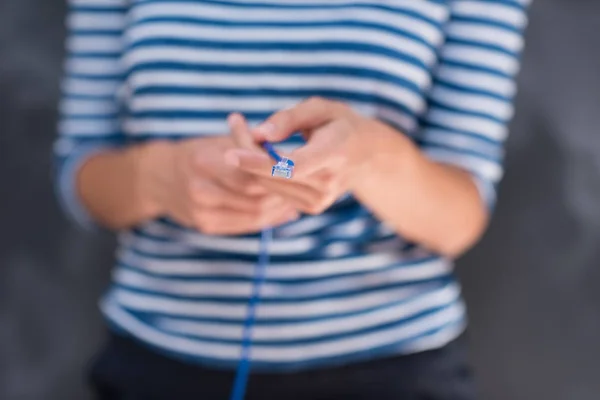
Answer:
[
  {"left": 417, "top": 0, "right": 531, "bottom": 210},
  {"left": 54, "top": 0, "right": 129, "bottom": 229}
]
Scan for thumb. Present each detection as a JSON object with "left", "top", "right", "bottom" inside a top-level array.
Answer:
[
  {"left": 252, "top": 97, "right": 343, "bottom": 142},
  {"left": 227, "top": 112, "right": 261, "bottom": 150}
]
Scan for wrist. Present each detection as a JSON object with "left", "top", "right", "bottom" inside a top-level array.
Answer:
[
  {"left": 129, "top": 140, "right": 176, "bottom": 220},
  {"left": 352, "top": 119, "right": 420, "bottom": 189}
]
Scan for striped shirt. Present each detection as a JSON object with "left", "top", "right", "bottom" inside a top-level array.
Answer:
[{"left": 54, "top": 0, "right": 530, "bottom": 371}]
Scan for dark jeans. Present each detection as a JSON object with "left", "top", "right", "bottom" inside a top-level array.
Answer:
[{"left": 89, "top": 333, "right": 477, "bottom": 400}]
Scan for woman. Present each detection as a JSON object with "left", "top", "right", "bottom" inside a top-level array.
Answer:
[{"left": 55, "top": 0, "right": 530, "bottom": 399}]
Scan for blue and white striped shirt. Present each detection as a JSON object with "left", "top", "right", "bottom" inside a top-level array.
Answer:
[{"left": 54, "top": 0, "right": 530, "bottom": 371}]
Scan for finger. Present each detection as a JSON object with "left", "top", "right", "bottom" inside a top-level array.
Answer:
[
  {"left": 169, "top": 201, "right": 197, "bottom": 229},
  {"left": 258, "top": 176, "right": 341, "bottom": 215},
  {"left": 195, "top": 205, "right": 298, "bottom": 235},
  {"left": 190, "top": 179, "right": 278, "bottom": 212},
  {"left": 253, "top": 97, "right": 348, "bottom": 142},
  {"left": 224, "top": 144, "right": 334, "bottom": 180},
  {"left": 217, "top": 169, "right": 268, "bottom": 196},
  {"left": 228, "top": 112, "right": 261, "bottom": 151},
  {"left": 224, "top": 145, "right": 341, "bottom": 196},
  {"left": 190, "top": 140, "right": 267, "bottom": 196},
  {"left": 224, "top": 148, "right": 275, "bottom": 179},
  {"left": 264, "top": 206, "right": 303, "bottom": 228},
  {"left": 224, "top": 140, "right": 345, "bottom": 198},
  {"left": 227, "top": 113, "right": 282, "bottom": 176},
  {"left": 257, "top": 177, "right": 324, "bottom": 210},
  {"left": 287, "top": 120, "right": 350, "bottom": 178}
]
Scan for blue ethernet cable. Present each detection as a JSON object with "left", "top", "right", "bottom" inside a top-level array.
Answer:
[
  {"left": 228, "top": 226, "right": 271, "bottom": 400},
  {"left": 229, "top": 142, "right": 294, "bottom": 400}
]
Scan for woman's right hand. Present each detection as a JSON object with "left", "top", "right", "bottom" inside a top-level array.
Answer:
[{"left": 136, "top": 136, "right": 298, "bottom": 235}]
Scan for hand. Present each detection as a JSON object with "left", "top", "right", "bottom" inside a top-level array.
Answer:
[
  {"left": 137, "top": 136, "right": 298, "bottom": 234},
  {"left": 225, "top": 97, "right": 380, "bottom": 214}
]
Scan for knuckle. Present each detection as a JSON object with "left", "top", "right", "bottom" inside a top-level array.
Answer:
[
  {"left": 240, "top": 179, "right": 263, "bottom": 196},
  {"left": 189, "top": 149, "right": 207, "bottom": 170},
  {"left": 337, "top": 102, "right": 352, "bottom": 113},
  {"left": 305, "top": 205, "right": 324, "bottom": 215},
  {"left": 306, "top": 196, "right": 329, "bottom": 215},
  {"left": 257, "top": 213, "right": 271, "bottom": 227},
  {"left": 330, "top": 152, "right": 348, "bottom": 170},
  {"left": 337, "top": 116, "right": 354, "bottom": 130},
  {"left": 325, "top": 180, "right": 339, "bottom": 194},
  {"left": 203, "top": 192, "right": 220, "bottom": 207},
  {"left": 238, "top": 183, "right": 253, "bottom": 195},
  {"left": 193, "top": 211, "right": 212, "bottom": 233},
  {"left": 306, "top": 96, "right": 325, "bottom": 107},
  {"left": 319, "top": 172, "right": 335, "bottom": 187},
  {"left": 316, "top": 173, "right": 341, "bottom": 193},
  {"left": 186, "top": 183, "right": 202, "bottom": 204},
  {"left": 189, "top": 184, "right": 210, "bottom": 206},
  {"left": 256, "top": 198, "right": 271, "bottom": 211}
]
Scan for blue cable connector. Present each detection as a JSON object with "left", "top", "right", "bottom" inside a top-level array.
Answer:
[{"left": 262, "top": 142, "right": 295, "bottom": 179}]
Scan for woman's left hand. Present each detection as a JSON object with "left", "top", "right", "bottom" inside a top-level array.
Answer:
[{"left": 225, "top": 97, "right": 384, "bottom": 214}]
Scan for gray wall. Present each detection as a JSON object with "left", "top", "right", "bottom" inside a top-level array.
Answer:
[{"left": 1, "top": 1, "right": 599, "bottom": 399}]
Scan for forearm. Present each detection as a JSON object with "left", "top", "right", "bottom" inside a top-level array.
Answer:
[
  {"left": 76, "top": 142, "right": 169, "bottom": 230},
  {"left": 352, "top": 122, "right": 488, "bottom": 257}
]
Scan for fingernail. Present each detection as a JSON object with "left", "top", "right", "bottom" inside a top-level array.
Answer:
[
  {"left": 255, "top": 122, "right": 276, "bottom": 140},
  {"left": 223, "top": 150, "right": 240, "bottom": 167}
]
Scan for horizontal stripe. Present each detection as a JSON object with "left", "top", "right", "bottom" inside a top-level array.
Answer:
[
  {"left": 426, "top": 108, "right": 507, "bottom": 141},
  {"left": 443, "top": 44, "right": 520, "bottom": 75},
  {"left": 117, "top": 246, "right": 438, "bottom": 279},
  {"left": 66, "top": 57, "right": 123, "bottom": 76},
  {"left": 115, "top": 270, "right": 452, "bottom": 306},
  {"left": 67, "top": 11, "right": 127, "bottom": 30},
  {"left": 62, "top": 78, "right": 122, "bottom": 96},
  {"left": 126, "top": 22, "right": 436, "bottom": 65},
  {"left": 123, "top": 118, "right": 229, "bottom": 136},
  {"left": 59, "top": 119, "right": 121, "bottom": 136},
  {"left": 132, "top": 86, "right": 419, "bottom": 118},
  {"left": 112, "top": 279, "right": 456, "bottom": 321},
  {"left": 423, "top": 148, "right": 503, "bottom": 182},
  {"left": 124, "top": 46, "right": 432, "bottom": 89},
  {"left": 67, "top": 35, "right": 123, "bottom": 53},
  {"left": 130, "top": 2, "right": 444, "bottom": 45},
  {"left": 114, "top": 258, "right": 451, "bottom": 299},
  {"left": 430, "top": 85, "right": 513, "bottom": 120},
  {"left": 128, "top": 62, "right": 424, "bottom": 93},
  {"left": 122, "top": 114, "right": 416, "bottom": 138},
  {"left": 142, "top": 0, "right": 450, "bottom": 23},
  {"left": 420, "top": 128, "right": 504, "bottom": 159},
  {"left": 60, "top": 98, "right": 118, "bottom": 116},
  {"left": 128, "top": 92, "right": 416, "bottom": 117},
  {"left": 452, "top": 1, "right": 527, "bottom": 29},
  {"left": 70, "top": 0, "right": 126, "bottom": 7},
  {"left": 103, "top": 293, "right": 465, "bottom": 362},
  {"left": 446, "top": 21, "right": 524, "bottom": 53},
  {"left": 129, "top": 70, "right": 423, "bottom": 105},
  {"left": 140, "top": 221, "right": 317, "bottom": 255},
  {"left": 274, "top": 213, "right": 338, "bottom": 237},
  {"left": 155, "top": 284, "right": 461, "bottom": 343}
]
